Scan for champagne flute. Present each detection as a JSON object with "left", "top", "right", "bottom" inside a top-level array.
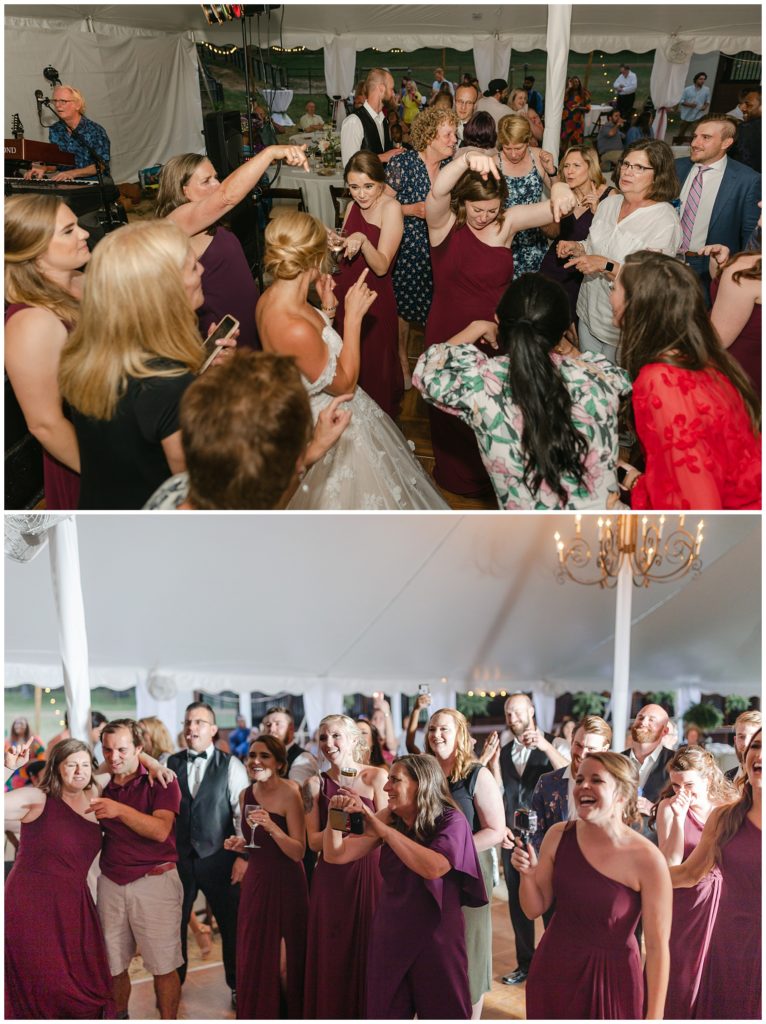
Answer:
[{"left": 244, "top": 803, "right": 261, "bottom": 849}]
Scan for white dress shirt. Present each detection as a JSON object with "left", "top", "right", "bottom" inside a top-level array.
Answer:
[
  {"left": 613, "top": 71, "right": 638, "bottom": 96},
  {"left": 510, "top": 739, "right": 533, "bottom": 773},
  {"left": 474, "top": 95, "right": 512, "bottom": 128},
  {"left": 186, "top": 742, "right": 249, "bottom": 834},
  {"left": 340, "top": 101, "right": 385, "bottom": 167},
  {"left": 678, "top": 154, "right": 727, "bottom": 251},
  {"left": 628, "top": 743, "right": 663, "bottom": 791},
  {"left": 286, "top": 742, "right": 320, "bottom": 786},
  {"left": 563, "top": 763, "right": 579, "bottom": 820}
]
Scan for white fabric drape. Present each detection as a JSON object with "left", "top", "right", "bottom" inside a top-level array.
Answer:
[
  {"left": 4, "top": 20, "right": 203, "bottom": 182},
  {"left": 48, "top": 520, "right": 90, "bottom": 743},
  {"left": 674, "top": 685, "right": 703, "bottom": 725},
  {"left": 543, "top": 5, "right": 572, "bottom": 157},
  {"left": 650, "top": 42, "right": 694, "bottom": 140},
  {"left": 472, "top": 35, "right": 513, "bottom": 95},
  {"left": 533, "top": 693, "right": 556, "bottom": 733},
  {"left": 323, "top": 36, "right": 358, "bottom": 100}
]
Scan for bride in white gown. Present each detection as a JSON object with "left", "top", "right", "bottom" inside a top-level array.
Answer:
[{"left": 256, "top": 211, "right": 448, "bottom": 510}]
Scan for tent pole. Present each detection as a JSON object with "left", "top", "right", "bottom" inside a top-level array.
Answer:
[
  {"left": 34, "top": 685, "right": 42, "bottom": 739},
  {"left": 584, "top": 50, "right": 594, "bottom": 92},
  {"left": 610, "top": 522, "right": 634, "bottom": 752}
]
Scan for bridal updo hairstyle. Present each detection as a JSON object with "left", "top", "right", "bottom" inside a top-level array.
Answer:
[{"left": 264, "top": 211, "right": 328, "bottom": 279}]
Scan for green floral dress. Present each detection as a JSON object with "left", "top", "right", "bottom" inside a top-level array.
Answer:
[{"left": 413, "top": 344, "right": 631, "bottom": 509}]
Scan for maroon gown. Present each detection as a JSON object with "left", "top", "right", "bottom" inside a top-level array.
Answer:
[
  {"left": 710, "top": 275, "right": 761, "bottom": 399},
  {"left": 303, "top": 774, "right": 381, "bottom": 1018},
  {"left": 664, "top": 809, "right": 722, "bottom": 1019},
  {"left": 333, "top": 203, "right": 403, "bottom": 419},
  {"left": 526, "top": 823, "right": 643, "bottom": 1019},
  {"left": 198, "top": 227, "right": 260, "bottom": 350},
  {"left": 5, "top": 303, "right": 81, "bottom": 509},
  {"left": 5, "top": 796, "right": 113, "bottom": 1019},
  {"left": 693, "top": 815, "right": 761, "bottom": 1019},
  {"left": 236, "top": 792, "right": 309, "bottom": 1019},
  {"left": 365, "top": 807, "right": 486, "bottom": 1019},
  {"left": 424, "top": 224, "right": 514, "bottom": 496}
]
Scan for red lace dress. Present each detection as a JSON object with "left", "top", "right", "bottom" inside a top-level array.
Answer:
[{"left": 631, "top": 363, "right": 761, "bottom": 510}]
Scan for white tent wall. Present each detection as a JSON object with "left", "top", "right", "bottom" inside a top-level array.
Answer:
[{"left": 4, "top": 16, "right": 203, "bottom": 182}]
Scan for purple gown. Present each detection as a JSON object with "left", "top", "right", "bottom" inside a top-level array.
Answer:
[
  {"left": 198, "top": 227, "right": 260, "bottom": 350},
  {"left": 236, "top": 791, "right": 308, "bottom": 1019},
  {"left": 365, "top": 807, "right": 487, "bottom": 1019},
  {"left": 303, "top": 774, "right": 381, "bottom": 1018},
  {"left": 526, "top": 823, "right": 643, "bottom": 1019},
  {"left": 693, "top": 816, "right": 761, "bottom": 1019},
  {"left": 5, "top": 797, "right": 113, "bottom": 1019},
  {"left": 664, "top": 809, "right": 722, "bottom": 1019},
  {"left": 333, "top": 203, "right": 404, "bottom": 419}
]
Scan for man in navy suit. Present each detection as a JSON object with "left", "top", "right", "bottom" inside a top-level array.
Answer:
[{"left": 675, "top": 114, "right": 761, "bottom": 303}]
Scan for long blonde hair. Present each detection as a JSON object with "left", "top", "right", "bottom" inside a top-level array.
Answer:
[
  {"left": 137, "top": 716, "right": 175, "bottom": 760},
  {"left": 5, "top": 194, "right": 81, "bottom": 325},
  {"left": 59, "top": 221, "right": 204, "bottom": 420},
  {"left": 426, "top": 707, "right": 479, "bottom": 782}
]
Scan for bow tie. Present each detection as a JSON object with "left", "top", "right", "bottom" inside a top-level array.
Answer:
[{"left": 188, "top": 751, "right": 208, "bottom": 761}]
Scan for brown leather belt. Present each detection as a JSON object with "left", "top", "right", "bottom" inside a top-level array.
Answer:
[{"left": 144, "top": 861, "right": 175, "bottom": 877}]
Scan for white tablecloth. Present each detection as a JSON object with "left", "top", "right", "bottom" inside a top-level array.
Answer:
[
  {"left": 274, "top": 165, "right": 345, "bottom": 227},
  {"left": 289, "top": 131, "right": 328, "bottom": 146},
  {"left": 585, "top": 104, "right": 614, "bottom": 135},
  {"left": 263, "top": 88, "right": 294, "bottom": 127}
]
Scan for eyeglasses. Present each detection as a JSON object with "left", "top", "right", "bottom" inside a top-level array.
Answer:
[
  {"left": 53, "top": 100, "right": 75, "bottom": 106},
  {"left": 621, "top": 161, "right": 653, "bottom": 173}
]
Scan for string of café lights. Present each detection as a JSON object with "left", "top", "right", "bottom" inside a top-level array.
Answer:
[{"left": 200, "top": 41, "right": 406, "bottom": 55}]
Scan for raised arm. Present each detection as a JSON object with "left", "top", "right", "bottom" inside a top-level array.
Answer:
[
  {"left": 507, "top": 182, "right": 576, "bottom": 237},
  {"left": 426, "top": 149, "right": 500, "bottom": 242},
  {"left": 322, "top": 795, "right": 385, "bottom": 864},
  {"left": 168, "top": 145, "right": 309, "bottom": 236},
  {"left": 90, "top": 798, "right": 176, "bottom": 842},
  {"left": 406, "top": 694, "right": 431, "bottom": 753},
  {"left": 509, "top": 822, "right": 563, "bottom": 918},
  {"left": 668, "top": 804, "right": 724, "bottom": 888},
  {"left": 655, "top": 795, "right": 689, "bottom": 865}
]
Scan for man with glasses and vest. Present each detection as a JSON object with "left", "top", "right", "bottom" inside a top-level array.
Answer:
[
  {"left": 340, "top": 67, "right": 404, "bottom": 168},
  {"left": 167, "top": 702, "right": 248, "bottom": 1010}
]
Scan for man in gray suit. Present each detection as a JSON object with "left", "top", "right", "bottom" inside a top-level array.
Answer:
[{"left": 675, "top": 114, "right": 761, "bottom": 303}]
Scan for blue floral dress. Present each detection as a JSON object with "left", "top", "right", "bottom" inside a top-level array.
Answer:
[
  {"left": 386, "top": 149, "right": 450, "bottom": 324},
  {"left": 503, "top": 158, "right": 549, "bottom": 279}
]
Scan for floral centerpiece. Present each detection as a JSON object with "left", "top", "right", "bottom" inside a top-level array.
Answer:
[{"left": 317, "top": 129, "right": 341, "bottom": 168}]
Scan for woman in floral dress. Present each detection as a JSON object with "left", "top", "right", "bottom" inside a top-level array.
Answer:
[
  {"left": 560, "top": 76, "right": 592, "bottom": 149},
  {"left": 414, "top": 273, "right": 630, "bottom": 509},
  {"left": 497, "top": 115, "right": 556, "bottom": 278}
]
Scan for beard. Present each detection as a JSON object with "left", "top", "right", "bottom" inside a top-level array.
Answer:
[
  {"left": 510, "top": 716, "right": 531, "bottom": 738},
  {"left": 631, "top": 724, "right": 661, "bottom": 744}
]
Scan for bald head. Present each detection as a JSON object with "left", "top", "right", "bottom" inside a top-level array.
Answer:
[
  {"left": 504, "top": 694, "right": 534, "bottom": 737},
  {"left": 365, "top": 68, "right": 394, "bottom": 110},
  {"left": 631, "top": 704, "right": 669, "bottom": 749}
]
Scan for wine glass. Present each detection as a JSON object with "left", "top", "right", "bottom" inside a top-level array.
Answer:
[
  {"left": 244, "top": 803, "right": 261, "bottom": 849},
  {"left": 327, "top": 228, "right": 347, "bottom": 275}
]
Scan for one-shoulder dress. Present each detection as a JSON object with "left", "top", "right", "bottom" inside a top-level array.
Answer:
[
  {"left": 333, "top": 202, "right": 403, "bottom": 419},
  {"left": 664, "top": 808, "right": 722, "bottom": 1019},
  {"left": 303, "top": 774, "right": 381, "bottom": 1018},
  {"left": 693, "top": 815, "right": 761, "bottom": 1020},
  {"left": 525, "top": 823, "right": 643, "bottom": 1019},
  {"left": 287, "top": 312, "right": 448, "bottom": 509},
  {"left": 5, "top": 796, "right": 113, "bottom": 1019},
  {"left": 198, "top": 226, "right": 260, "bottom": 350},
  {"left": 235, "top": 790, "right": 309, "bottom": 1019}
]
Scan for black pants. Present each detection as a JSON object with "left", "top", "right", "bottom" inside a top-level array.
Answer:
[
  {"left": 177, "top": 848, "right": 240, "bottom": 991},
  {"left": 685, "top": 253, "right": 712, "bottom": 308},
  {"left": 616, "top": 93, "right": 635, "bottom": 121},
  {"left": 501, "top": 846, "right": 536, "bottom": 972}
]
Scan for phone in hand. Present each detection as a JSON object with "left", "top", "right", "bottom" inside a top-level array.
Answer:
[
  {"left": 200, "top": 314, "right": 239, "bottom": 372},
  {"left": 328, "top": 807, "right": 365, "bottom": 834},
  {"left": 418, "top": 684, "right": 431, "bottom": 697}
]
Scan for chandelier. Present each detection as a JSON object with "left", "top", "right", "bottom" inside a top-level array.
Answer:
[{"left": 554, "top": 514, "right": 703, "bottom": 588}]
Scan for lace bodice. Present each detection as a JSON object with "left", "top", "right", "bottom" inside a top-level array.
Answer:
[{"left": 301, "top": 314, "right": 344, "bottom": 408}]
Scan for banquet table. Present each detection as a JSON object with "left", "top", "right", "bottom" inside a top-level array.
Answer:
[
  {"left": 289, "top": 131, "right": 329, "bottom": 146},
  {"left": 273, "top": 164, "right": 345, "bottom": 227},
  {"left": 585, "top": 104, "right": 615, "bottom": 136}
]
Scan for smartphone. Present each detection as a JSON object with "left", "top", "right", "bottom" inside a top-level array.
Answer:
[
  {"left": 418, "top": 684, "right": 431, "bottom": 696},
  {"left": 200, "top": 314, "right": 239, "bottom": 372},
  {"left": 328, "top": 807, "right": 365, "bottom": 835}
]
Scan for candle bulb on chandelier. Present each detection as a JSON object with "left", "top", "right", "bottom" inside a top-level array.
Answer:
[{"left": 575, "top": 514, "right": 582, "bottom": 535}]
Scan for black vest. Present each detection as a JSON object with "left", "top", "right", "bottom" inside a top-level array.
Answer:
[
  {"left": 355, "top": 105, "right": 391, "bottom": 156},
  {"left": 499, "top": 733, "right": 557, "bottom": 826},
  {"left": 286, "top": 742, "right": 308, "bottom": 771},
  {"left": 168, "top": 747, "right": 234, "bottom": 860}
]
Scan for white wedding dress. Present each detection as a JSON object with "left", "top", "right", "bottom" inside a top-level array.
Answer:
[{"left": 287, "top": 314, "right": 448, "bottom": 510}]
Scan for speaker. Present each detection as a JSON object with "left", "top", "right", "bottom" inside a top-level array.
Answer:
[{"left": 203, "top": 110, "right": 244, "bottom": 179}]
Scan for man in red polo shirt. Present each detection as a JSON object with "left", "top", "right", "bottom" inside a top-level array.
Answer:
[{"left": 90, "top": 718, "right": 183, "bottom": 1019}]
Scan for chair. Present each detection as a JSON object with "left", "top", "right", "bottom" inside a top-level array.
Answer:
[
  {"left": 329, "top": 185, "right": 349, "bottom": 230},
  {"left": 262, "top": 186, "right": 306, "bottom": 225}
]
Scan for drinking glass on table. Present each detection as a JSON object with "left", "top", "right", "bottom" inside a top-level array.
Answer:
[
  {"left": 244, "top": 803, "right": 262, "bottom": 849},
  {"left": 327, "top": 228, "right": 347, "bottom": 275}
]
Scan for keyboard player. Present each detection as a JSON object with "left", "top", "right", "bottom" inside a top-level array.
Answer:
[{"left": 25, "top": 84, "right": 110, "bottom": 182}]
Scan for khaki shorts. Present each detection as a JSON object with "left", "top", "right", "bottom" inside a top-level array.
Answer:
[{"left": 97, "top": 868, "right": 184, "bottom": 976}]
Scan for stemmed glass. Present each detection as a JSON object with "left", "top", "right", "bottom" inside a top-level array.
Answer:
[
  {"left": 327, "top": 228, "right": 347, "bottom": 275},
  {"left": 244, "top": 803, "right": 262, "bottom": 849}
]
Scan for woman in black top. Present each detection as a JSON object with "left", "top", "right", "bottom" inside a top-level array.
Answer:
[{"left": 58, "top": 220, "right": 233, "bottom": 508}]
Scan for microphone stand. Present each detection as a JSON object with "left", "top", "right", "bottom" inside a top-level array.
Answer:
[{"left": 41, "top": 97, "right": 117, "bottom": 232}]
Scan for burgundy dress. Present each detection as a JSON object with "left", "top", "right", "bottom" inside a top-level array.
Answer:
[
  {"left": 5, "top": 797, "right": 113, "bottom": 1019},
  {"left": 365, "top": 807, "right": 487, "bottom": 1019},
  {"left": 5, "top": 303, "right": 80, "bottom": 509},
  {"left": 236, "top": 792, "right": 309, "bottom": 1019},
  {"left": 526, "top": 823, "right": 643, "bottom": 1019},
  {"left": 334, "top": 203, "right": 403, "bottom": 419},
  {"left": 693, "top": 816, "right": 761, "bottom": 1020},
  {"left": 198, "top": 227, "right": 260, "bottom": 350},
  {"left": 303, "top": 774, "right": 381, "bottom": 1018},
  {"left": 710, "top": 276, "right": 761, "bottom": 399},
  {"left": 664, "top": 809, "right": 722, "bottom": 1018},
  {"left": 424, "top": 224, "right": 514, "bottom": 496}
]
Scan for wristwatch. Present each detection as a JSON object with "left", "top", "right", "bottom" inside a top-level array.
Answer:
[{"left": 604, "top": 260, "right": 615, "bottom": 273}]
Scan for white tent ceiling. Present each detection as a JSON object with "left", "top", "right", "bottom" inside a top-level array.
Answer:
[{"left": 5, "top": 514, "right": 761, "bottom": 709}]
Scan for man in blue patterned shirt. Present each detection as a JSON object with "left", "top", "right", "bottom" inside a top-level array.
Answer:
[{"left": 26, "top": 84, "right": 110, "bottom": 181}]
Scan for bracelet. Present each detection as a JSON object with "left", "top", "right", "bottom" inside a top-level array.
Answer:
[{"left": 321, "top": 304, "right": 338, "bottom": 316}]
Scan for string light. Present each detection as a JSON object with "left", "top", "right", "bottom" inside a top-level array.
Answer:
[
  {"left": 372, "top": 47, "right": 403, "bottom": 53},
  {"left": 200, "top": 40, "right": 239, "bottom": 56},
  {"left": 271, "top": 44, "right": 306, "bottom": 53}
]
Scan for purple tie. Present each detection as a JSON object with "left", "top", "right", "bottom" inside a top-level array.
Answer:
[{"left": 679, "top": 165, "right": 709, "bottom": 252}]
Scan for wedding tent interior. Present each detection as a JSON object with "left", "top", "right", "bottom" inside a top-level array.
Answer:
[
  {"left": 4, "top": 514, "right": 760, "bottom": 749},
  {"left": 4, "top": 4, "right": 762, "bottom": 180}
]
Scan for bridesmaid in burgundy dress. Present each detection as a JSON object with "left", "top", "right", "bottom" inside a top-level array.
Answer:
[
  {"left": 323, "top": 753, "right": 487, "bottom": 1019},
  {"left": 424, "top": 148, "right": 575, "bottom": 496},
  {"left": 653, "top": 746, "right": 736, "bottom": 1018},
  {"left": 303, "top": 715, "right": 387, "bottom": 1018},
  {"left": 224, "top": 735, "right": 308, "bottom": 1019},
  {"left": 708, "top": 248, "right": 762, "bottom": 399},
  {"left": 670, "top": 729, "right": 762, "bottom": 1020},
  {"left": 4, "top": 738, "right": 113, "bottom": 1019},
  {"left": 511, "top": 752, "right": 671, "bottom": 1019},
  {"left": 331, "top": 152, "right": 404, "bottom": 419},
  {"left": 5, "top": 194, "right": 86, "bottom": 509}
]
